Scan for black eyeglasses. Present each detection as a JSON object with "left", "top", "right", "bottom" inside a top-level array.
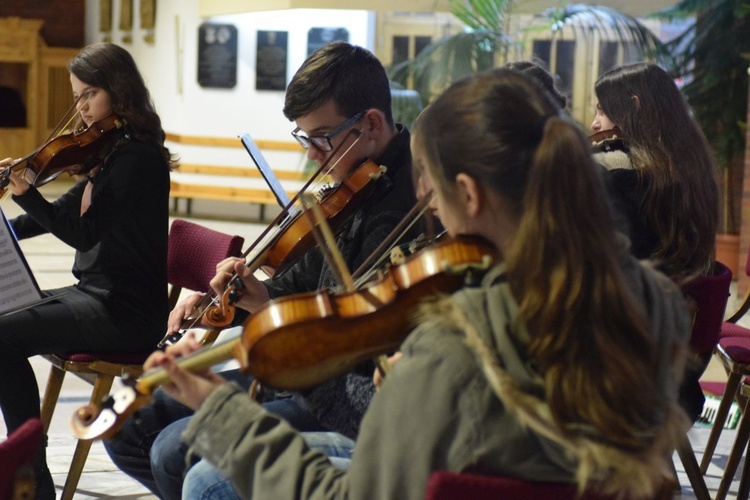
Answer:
[{"left": 291, "top": 111, "right": 365, "bottom": 152}]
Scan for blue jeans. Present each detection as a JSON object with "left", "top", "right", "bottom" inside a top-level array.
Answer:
[
  {"left": 182, "top": 432, "right": 355, "bottom": 499},
  {"left": 105, "top": 369, "right": 324, "bottom": 500}
]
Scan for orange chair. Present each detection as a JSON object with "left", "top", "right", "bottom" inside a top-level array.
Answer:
[
  {"left": 0, "top": 417, "right": 43, "bottom": 500},
  {"left": 39, "top": 219, "right": 244, "bottom": 500}
]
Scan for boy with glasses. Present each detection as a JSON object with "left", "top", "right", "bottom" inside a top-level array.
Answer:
[{"left": 104, "top": 41, "right": 419, "bottom": 499}]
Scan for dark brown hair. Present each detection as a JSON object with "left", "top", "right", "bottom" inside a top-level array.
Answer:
[
  {"left": 595, "top": 62, "right": 718, "bottom": 276},
  {"left": 283, "top": 41, "right": 393, "bottom": 126},
  {"left": 68, "top": 42, "right": 175, "bottom": 167}
]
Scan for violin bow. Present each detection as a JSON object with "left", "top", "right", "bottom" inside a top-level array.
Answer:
[
  {"left": 299, "top": 192, "right": 391, "bottom": 378},
  {"left": 351, "top": 192, "right": 435, "bottom": 287},
  {"left": 158, "top": 130, "right": 367, "bottom": 347},
  {"left": 0, "top": 95, "right": 94, "bottom": 195}
]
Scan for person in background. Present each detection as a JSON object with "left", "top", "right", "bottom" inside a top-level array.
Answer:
[
  {"left": 156, "top": 68, "right": 691, "bottom": 500},
  {"left": 591, "top": 62, "right": 718, "bottom": 278},
  {"left": 0, "top": 42, "right": 174, "bottom": 498},
  {"left": 504, "top": 59, "right": 568, "bottom": 109},
  {"left": 104, "top": 41, "right": 419, "bottom": 499},
  {"left": 591, "top": 62, "right": 719, "bottom": 421}
]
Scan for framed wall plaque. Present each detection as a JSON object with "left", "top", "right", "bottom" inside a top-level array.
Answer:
[
  {"left": 197, "top": 23, "right": 238, "bottom": 89},
  {"left": 307, "top": 28, "right": 349, "bottom": 56},
  {"left": 255, "top": 30, "right": 288, "bottom": 91},
  {"left": 140, "top": 0, "right": 156, "bottom": 30},
  {"left": 99, "top": 0, "right": 112, "bottom": 33},
  {"left": 119, "top": 0, "right": 133, "bottom": 31}
]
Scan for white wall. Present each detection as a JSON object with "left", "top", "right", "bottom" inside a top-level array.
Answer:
[{"left": 84, "top": 0, "right": 373, "bottom": 170}]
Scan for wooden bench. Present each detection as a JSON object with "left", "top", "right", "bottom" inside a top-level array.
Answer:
[
  {"left": 166, "top": 132, "right": 311, "bottom": 220},
  {"left": 170, "top": 162, "right": 309, "bottom": 218}
]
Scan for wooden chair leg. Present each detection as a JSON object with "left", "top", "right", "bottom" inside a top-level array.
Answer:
[
  {"left": 677, "top": 434, "right": 711, "bottom": 500},
  {"left": 701, "top": 371, "right": 743, "bottom": 473},
  {"left": 717, "top": 400, "right": 750, "bottom": 500},
  {"left": 736, "top": 448, "right": 750, "bottom": 500},
  {"left": 59, "top": 373, "right": 115, "bottom": 500},
  {"left": 40, "top": 365, "right": 66, "bottom": 434}
]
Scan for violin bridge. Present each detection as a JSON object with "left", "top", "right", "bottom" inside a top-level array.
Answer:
[{"left": 368, "top": 165, "right": 388, "bottom": 180}]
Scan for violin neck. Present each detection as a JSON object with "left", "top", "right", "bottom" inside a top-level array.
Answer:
[{"left": 135, "top": 338, "right": 241, "bottom": 394}]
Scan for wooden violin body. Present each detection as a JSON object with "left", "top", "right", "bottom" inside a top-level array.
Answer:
[
  {"left": 254, "top": 158, "right": 386, "bottom": 276},
  {"left": 0, "top": 115, "right": 125, "bottom": 191},
  {"left": 199, "top": 158, "right": 387, "bottom": 329},
  {"left": 589, "top": 126, "right": 627, "bottom": 155},
  {"left": 242, "top": 235, "right": 495, "bottom": 389},
  {"left": 70, "top": 235, "right": 497, "bottom": 441}
]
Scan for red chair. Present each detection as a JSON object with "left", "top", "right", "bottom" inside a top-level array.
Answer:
[
  {"left": 0, "top": 418, "right": 43, "bottom": 500},
  {"left": 166, "top": 218, "right": 246, "bottom": 309},
  {"left": 673, "top": 261, "right": 732, "bottom": 500},
  {"left": 39, "top": 219, "right": 244, "bottom": 500},
  {"left": 425, "top": 471, "right": 639, "bottom": 500},
  {"left": 701, "top": 247, "right": 750, "bottom": 474}
]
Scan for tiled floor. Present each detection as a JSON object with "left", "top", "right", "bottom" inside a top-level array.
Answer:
[{"left": 0, "top": 183, "right": 748, "bottom": 498}]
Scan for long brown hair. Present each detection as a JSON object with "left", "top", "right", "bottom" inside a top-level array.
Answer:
[
  {"left": 413, "top": 68, "right": 668, "bottom": 452},
  {"left": 595, "top": 62, "right": 718, "bottom": 276},
  {"left": 68, "top": 42, "right": 175, "bottom": 167}
]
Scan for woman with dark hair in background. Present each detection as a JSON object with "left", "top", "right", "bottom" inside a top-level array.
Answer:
[
  {"left": 591, "top": 62, "right": 718, "bottom": 277},
  {"left": 591, "top": 62, "right": 720, "bottom": 422}
]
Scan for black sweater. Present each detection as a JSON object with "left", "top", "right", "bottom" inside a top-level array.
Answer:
[
  {"left": 11, "top": 136, "right": 171, "bottom": 344},
  {"left": 260, "top": 126, "right": 419, "bottom": 439}
]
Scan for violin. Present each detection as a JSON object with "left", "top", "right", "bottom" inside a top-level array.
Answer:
[
  {"left": 589, "top": 126, "right": 627, "bottom": 155},
  {"left": 0, "top": 115, "right": 125, "bottom": 192},
  {"left": 164, "top": 145, "right": 389, "bottom": 339},
  {"left": 70, "top": 235, "right": 497, "bottom": 441}
]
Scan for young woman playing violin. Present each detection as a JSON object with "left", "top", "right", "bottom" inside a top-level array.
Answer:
[
  {"left": 591, "top": 62, "right": 718, "bottom": 278},
  {"left": 0, "top": 42, "right": 173, "bottom": 497},
  {"left": 591, "top": 63, "right": 719, "bottom": 423},
  {"left": 105, "top": 41, "right": 420, "bottom": 499},
  {"left": 154, "top": 69, "right": 692, "bottom": 499}
]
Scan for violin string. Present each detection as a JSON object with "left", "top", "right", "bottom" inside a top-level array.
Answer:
[
  {"left": 300, "top": 192, "right": 356, "bottom": 292},
  {"left": 162, "top": 130, "right": 369, "bottom": 346},
  {"left": 45, "top": 95, "right": 90, "bottom": 145},
  {"left": 352, "top": 194, "right": 434, "bottom": 288},
  {"left": 299, "top": 192, "right": 392, "bottom": 378},
  {"left": 241, "top": 129, "right": 362, "bottom": 274},
  {"left": 0, "top": 97, "right": 92, "bottom": 186}
]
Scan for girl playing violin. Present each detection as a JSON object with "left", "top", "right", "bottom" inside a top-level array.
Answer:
[
  {"left": 591, "top": 62, "right": 718, "bottom": 278},
  {"left": 0, "top": 42, "right": 173, "bottom": 497},
  {"left": 157, "top": 68, "right": 691, "bottom": 499},
  {"left": 592, "top": 63, "right": 719, "bottom": 424}
]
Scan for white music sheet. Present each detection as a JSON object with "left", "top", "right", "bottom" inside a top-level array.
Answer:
[{"left": 0, "top": 207, "right": 44, "bottom": 315}]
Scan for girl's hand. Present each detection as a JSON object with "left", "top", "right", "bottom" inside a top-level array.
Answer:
[
  {"left": 374, "top": 352, "right": 402, "bottom": 390},
  {"left": 144, "top": 332, "right": 227, "bottom": 410},
  {"left": 1, "top": 158, "right": 30, "bottom": 196},
  {"left": 167, "top": 292, "right": 206, "bottom": 333}
]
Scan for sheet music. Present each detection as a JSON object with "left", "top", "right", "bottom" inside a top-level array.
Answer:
[
  {"left": 0, "top": 207, "right": 44, "bottom": 315},
  {"left": 239, "top": 133, "right": 294, "bottom": 211}
]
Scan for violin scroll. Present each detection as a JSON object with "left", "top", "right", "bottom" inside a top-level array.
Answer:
[
  {"left": 589, "top": 126, "right": 627, "bottom": 154},
  {"left": 202, "top": 275, "right": 244, "bottom": 328}
]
